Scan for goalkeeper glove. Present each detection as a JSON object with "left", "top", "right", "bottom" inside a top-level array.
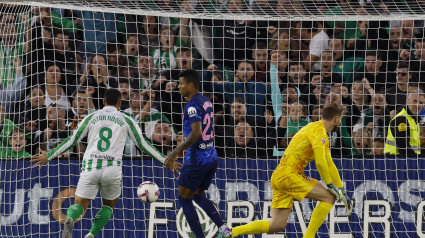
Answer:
[
  {"left": 340, "top": 188, "right": 354, "bottom": 216},
  {"left": 326, "top": 182, "right": 343, "bottom": 202}
]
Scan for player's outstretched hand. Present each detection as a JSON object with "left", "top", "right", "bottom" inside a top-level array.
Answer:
[
  {"left": 164, "top": 151, "right": 182, "bottom": 174},
  {"left": 31, "top": 150, "right": 48, "bottom": 170},
  {"left": 327, "top": 182, "right": 343, "bottom": 202},
  {"left": 340, "top": 188, "right": 354, "bottom": 216}
]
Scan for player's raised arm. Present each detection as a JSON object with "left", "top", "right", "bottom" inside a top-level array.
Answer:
[
  {"left": 122, "top": 113, "right": 166, "bottom": 164},
  {"left": 31, "top": 113, "right": 95, "bottom": 169}
]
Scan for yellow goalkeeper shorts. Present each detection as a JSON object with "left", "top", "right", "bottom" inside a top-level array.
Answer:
[{"left": 270, "top": 163, "right": 317, "bottom": 209}]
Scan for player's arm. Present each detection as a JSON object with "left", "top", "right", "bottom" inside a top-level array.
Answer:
[
  {"left": 325, "top": 149, "right": 343, "bottom": 188},
  {"left": 122, "top": 114, "right": 166, "bottom": 164},
  {"left": 164, "top": 121, "right": 202, "bottom": 169},
  {"left": 31, "top": 113, "right": 95, "bottom": 169},
  {"left": 313, "top": 146, "right": 332, "bottom": 184}
]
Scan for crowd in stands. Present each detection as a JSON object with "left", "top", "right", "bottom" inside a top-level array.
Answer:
[{"left": 1, "top": 0, "right": 425, "bottom": 159}]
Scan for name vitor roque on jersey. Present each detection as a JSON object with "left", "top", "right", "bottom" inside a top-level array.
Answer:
[{"left": 91, "top": 115, "right": 125, "bottom": 127}]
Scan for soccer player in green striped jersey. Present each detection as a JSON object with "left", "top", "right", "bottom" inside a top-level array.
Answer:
[{"left": 31, "top": 88, "right": 181, "bottom": 238}]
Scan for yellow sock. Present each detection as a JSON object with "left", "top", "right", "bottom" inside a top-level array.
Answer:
[
  {"left": 232, "top": 220, "right": 270, "bottom": 237},
  {"left": 303, "top": 202, "right": 333, "bottom": 238}
]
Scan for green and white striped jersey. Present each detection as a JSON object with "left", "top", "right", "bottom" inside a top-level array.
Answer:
[{"left": 46, "top": 106, "right": 165, "bottom": 168}]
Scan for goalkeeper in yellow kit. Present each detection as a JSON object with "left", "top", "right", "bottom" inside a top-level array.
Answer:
[{"left": 231, "top": 103, "right": 353, "bottom": 238}]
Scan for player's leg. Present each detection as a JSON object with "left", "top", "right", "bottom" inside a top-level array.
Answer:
[
  {"left": 63, "top": 170, "right": 100, "bottom": 238},
  {"left": 232, "top": 207, "right": 291, "bottom": 237},
  {"left": 84, "top": 166, "right": 122, "bottom": 238},
  {"left": 84, "top": 197, "right": 119, "bottom": 238},
  {"left": 192, "top": 160, "right": 230, "bottom": 237},
  {"left": 303, "top": 181, "right": 336, "bottom": 238},
  {"left": 63, "top": 195, "right": 91, "bottom": 238},
  {"left": 179, "top": 185, "right": 205, "bottom": 238}
]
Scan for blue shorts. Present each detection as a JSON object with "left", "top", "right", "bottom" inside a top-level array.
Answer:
[{"left": 178, "top": 160, "right": 218, "bottom": 192}]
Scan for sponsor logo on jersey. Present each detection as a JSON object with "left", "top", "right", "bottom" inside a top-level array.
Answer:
[
  {"left": 188, "top": 107, "right": 198, "bottom": 118},
  {"left": 321, "top": 138, "right": 326, "bottom": 144}
]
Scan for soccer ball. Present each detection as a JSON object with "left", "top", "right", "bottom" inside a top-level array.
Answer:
[{"left": 137, "top": 181, "right": 160, "bottom": 203}]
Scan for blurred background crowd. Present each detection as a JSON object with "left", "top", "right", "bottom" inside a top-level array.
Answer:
[{"left": 1, "top": 0, "right": 425, "bottom": 159}]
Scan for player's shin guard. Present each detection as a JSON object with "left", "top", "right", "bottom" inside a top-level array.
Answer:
[
  {"left": 303, "top": 202, "right": 333, "bottom": 238},
  {"left": 193, "top": 194, "right": 224, "bottom": 228},
  {"left": 232, "top": 220, "right": 270, "bottom": 237},
  {"left": 89, "top": 205, "right": 113, "bottom": 236},
  {"left": 66, "top": 204, "right": 84, "bottom": 221},
  {"left": 179, "top": 196, "right": 205, "bottom": 238}
]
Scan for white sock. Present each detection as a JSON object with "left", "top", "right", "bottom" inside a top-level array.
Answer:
[{"left": 219, "top": 224, "right": 227, "bottom": 232}]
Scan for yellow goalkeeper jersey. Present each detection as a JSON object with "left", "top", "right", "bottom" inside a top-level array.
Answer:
[{"left": 281, "top": 121, "right": 330, "bottom": 172}]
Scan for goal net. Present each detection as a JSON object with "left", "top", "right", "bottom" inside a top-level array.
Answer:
[{"left": 0, "top": 0, "right": 425, "bottom": 237}]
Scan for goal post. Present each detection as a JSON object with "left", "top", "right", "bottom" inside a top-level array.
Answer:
[{"left": 0, "top": 1, "right": 424, "bottom": 238}]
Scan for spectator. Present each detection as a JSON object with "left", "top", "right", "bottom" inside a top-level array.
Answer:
[
  {"left": 47, "top": 27, "right": 82, "bottom": 76},
  {"left": 68, "top": 89, "right": 95, "bottom": 131},
  {"left": 160, "top": 47, "right": 196, "bottom": 82},
  {"left": 296, "top": 21, "right": 329, "bottom": 72},
  {"left": 207, "top": 60, "right": 268, "bottom": 121},
  {"left": 288, "top": 61, "right": 309, "bottom": 93},
  {"left": 355, "top": 51, "right": 391, "bottom": 92},
  {"left": 386, "top": 62, "right": 411, "bottom": 111},
  {"left": 283, "top": 101, "right": 311, "bottom": 138},
  {"left": 140, "top": 15, "right": 159, "bottom": 53},
  {"left": 0, "top": 56, "right": 26, "bottom": 112},
  {"left": 44, "top": 64, "right": 72, "bottom": 109},
  {"left": 371, "top": 138, "right": 385, "bottom": 156},
  {"left": 354, "top": 93, "right": 390, "bottom": 139},
  {"left": 23, "top": 87, "right": 47, "bottom": 153},
  {"left": 328, "top": 37, "right": 364, "bottom": 85},
  {"left": 350, "top": 80, "right": 372, "bottom": 112},
  {"left": 251, "top": 42, "right": 269, "bottom": 82},
  {"left": 269, "top": 30, "right": 290, "bottom": 54},
  {"left": 1, "top": 129, "right": 31, "bottom": 159},
  {"left": 385, "top": 90, "right": 425, "bottom": 156},
  {"left": 81, "top": 54, "right": 118, "bottom": 109},
  {"left": 118, "top": 78, "right": 134, "bottom": 111},
  {"left": 137, "top": 52, "right": 157, "bottom": 90},
  {"left": 146, "top": 120, "right": 176, "bottom": 155},
  {"left": 123, "top": 34, "right": 141, "bottom": 65},
  {"left": 106, "top": 40, "right": 123, "bottom": 76},
  {"left": 36, "top": 104, "right": 70, "bottom": 155},
  {"left": 311, "top": 105, "right": 323, "bottom": 122},
  {"left": 225, "top": 121, "right": 267, "bottom": 158},
  {"left": 400, "top": 39, "right": 425, "bottom": 87},
  {"left": 151, "top": 22, "right": 190, "bottom": 73},
  {"left": 0, "top": 104, "right": 18, "bottom": 147},
  {"left": 214, "top": 97, "right": 259, "bottom": 156},
  {"left": 345, "top": 20, "right": 369, "bottom": 58},
  {"left": 352, "top": 129, "right": 372, "bottom": 156},
  {"left": 301, "top": 50, "right": 342, "bottom": 106}
]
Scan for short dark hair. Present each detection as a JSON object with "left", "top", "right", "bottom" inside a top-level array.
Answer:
[
  {"left": 397, "top": 61, "right": 410, "bottom": 70},
  {"left": 106, "top": 40, "right": 123, "bottom": 54},
  {"left": 251, "top": 41, "right": 268, "bottom": 50},
  {"left": 289, "top": 61, "right": 305, "bottom": 69},
  {"left": 179, "top": 69, "right": 200, "bottom": 90},
  {"left": 52, "top": 25, "right": 71, "bottom": 38},
  {"left": 104, "top": 88, "right": 122, "bottom": 106},
  {"left": 231, "top": 97, "right": 245, "bottom": 105},
  {"left": 177, "top": 47, "right": 191, "bottom": 55},
  {"left": 322, "top": 103, "right": 344, "bottom": 120},
  {"left": 365, "top": 50, "right": 382, "bottom": 60}
]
